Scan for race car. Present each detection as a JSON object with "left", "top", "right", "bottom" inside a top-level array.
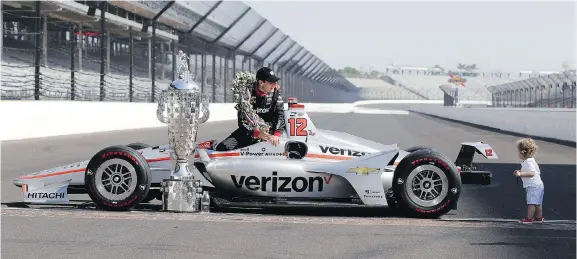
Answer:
[{"left": 13, "top": 99, "right": 498, "bottom": 218}]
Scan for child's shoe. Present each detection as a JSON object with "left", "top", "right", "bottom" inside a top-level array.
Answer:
[
  {"left": 519, "top": 218, "right": 533, "bottom": 224},
  {"left": 533, "top": 217, "right": 544, "bottom": 223}
]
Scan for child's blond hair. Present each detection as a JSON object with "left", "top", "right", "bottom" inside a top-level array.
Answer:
[{"left": 516, "top": 138, "right": 538, "bottom": 159}]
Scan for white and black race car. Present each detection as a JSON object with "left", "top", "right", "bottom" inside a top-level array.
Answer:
[{"left": 13, "top": 99, "right": 498, "bottom": 218}]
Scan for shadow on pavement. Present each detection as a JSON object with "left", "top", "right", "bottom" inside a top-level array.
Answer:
[{"left": 458, "top": 162, "right": 576, "bottom": 220}]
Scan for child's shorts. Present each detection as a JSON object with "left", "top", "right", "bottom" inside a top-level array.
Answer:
[{"left": 525, "top": 185, "right": 544, "bottom": 205}]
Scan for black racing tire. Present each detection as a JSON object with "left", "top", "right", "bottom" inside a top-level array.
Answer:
[
  {"left": 126, "top": 142, "right": 151, "bottom": 150},
  {"left": 85, "top": 145, "right": 152, "bottom": 211},
  {"left": 393, "top": 149, "right": 461, "bottom": 218}
]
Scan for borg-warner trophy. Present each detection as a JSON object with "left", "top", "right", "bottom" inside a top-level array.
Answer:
[{"left": 157, "top": 51, "right": 211, "bottom": 213}]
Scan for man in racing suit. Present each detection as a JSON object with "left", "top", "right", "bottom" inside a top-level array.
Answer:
[{"left": 214, "top": 67, "right": 285, "bottom": 151}]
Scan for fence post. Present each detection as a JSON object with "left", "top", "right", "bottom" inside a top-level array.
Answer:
[
  {"left": 171, "top": 39, "right": 176, "bottom": 81},
  {"left": 34, "top": 1, "right": 41, "bottom": 100},
  {"left": 212, "top": 54, "right": 216, "bottom": 102},
  {"left": 223, "top": 57, "right": 227, "bottom": 102},
  {"left": 151, "top": 21, "right": 156, "bottom": 103},
  {"left": 129, "top": 27, "right": 133, "bottom": 102},
  {"left": 201, "top": 54, "right": 205, "bottom": 94},
  {"left": 99, "top": 1, "right": 106, "bottom": 101},
  {"left": 70, "top": 23, "right": 76, "bottom": 100}
]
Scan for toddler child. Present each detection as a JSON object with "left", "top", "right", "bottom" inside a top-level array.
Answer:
[{"left": 513, "top": 138, "right": 544, "bottom": 224}]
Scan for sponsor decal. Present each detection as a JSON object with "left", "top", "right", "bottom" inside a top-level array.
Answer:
[
  {"left": 363, "top": 194, "right": 383, "bottom": 199},
  {"left": 74, "top": 31, "right": 99, "bottom": 37},
  {"left": 289, "top": 112, "right": 303, "bottom": 117},
  {"left": 26, "top": 192, "right": 66, "bottom": 199},
  {"left": 231, "top": 171, "right": 332, "bottom": 192},
  {"left": 363, "top": 189, "right": 383, "bottom": 199},
  {"left": 22, "top": 180, "right": 70, "bottom": 203},
  {"left": 289, "top": 112, "right": 304, "bottom": 117},
  {"left": 197, "top": 141, "right": 212, "bottom": 149},
  {"left": 448, "top": 74, "right": 467, "bottom": 86},
  {"left": 319, "top": 146, "right": 369, "bottom": 157},
  {"left": 240, "top": 147, "right": 282, "bottom": 157},
  {"left": 255, "top": 108, "right": 269, "bottom": 113},
  {"left": 102, "top": 151, "right": 139, "bottom": 165},
  {"left": 240, "top": 151, "right": 283, "bottom": 157},
  {"left": 347, "top": 167, "right": 379, "bottom": 175}
]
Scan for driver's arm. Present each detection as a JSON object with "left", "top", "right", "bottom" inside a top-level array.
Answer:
[{"left": 269, "top": 94, "right": 285, "bottom": 137}]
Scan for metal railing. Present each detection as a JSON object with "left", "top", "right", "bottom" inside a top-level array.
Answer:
[{"left": 486, "top": 71, "right": 576, "bottom": 108}]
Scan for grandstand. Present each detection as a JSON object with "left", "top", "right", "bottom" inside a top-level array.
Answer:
[
  {"left": 342, "top": 64, "right": 575, "bottom": 108},
  {"left": 381, "top": 66, "right": 519, "bottom": 104},
  {"left": 2, "top": 1, "right": 358, "bottom": 103},
  {"left": 342, "top": 65, "right": 574, "bottom": 108},
  {"left": 345, "top": 78, "right": 422, "bottom": 100}
]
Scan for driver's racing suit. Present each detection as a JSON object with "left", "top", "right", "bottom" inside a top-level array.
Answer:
[{"left": 214, "top": 83, "right": 285, "bottom": 151}]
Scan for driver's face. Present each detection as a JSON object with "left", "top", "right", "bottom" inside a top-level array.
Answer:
[{"left": 259, "top": 80, "right": 278, "bottom": 93}]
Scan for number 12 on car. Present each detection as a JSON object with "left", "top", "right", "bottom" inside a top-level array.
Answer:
[{"left": 288, "top": 118, "right": 308, "bottom": 136}]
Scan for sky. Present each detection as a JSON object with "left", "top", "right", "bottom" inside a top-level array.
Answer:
[{"left": 244, "top": 0, "right": 576, "bottom": 73}]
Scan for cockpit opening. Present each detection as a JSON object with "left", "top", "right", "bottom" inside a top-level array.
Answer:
[{"left": 285, "top": 141, "right": 308, "bottom": 159}]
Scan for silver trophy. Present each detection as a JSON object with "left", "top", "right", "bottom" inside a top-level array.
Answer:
[{"left": 157, "top": 50, "right": 210, "bottom": 213}]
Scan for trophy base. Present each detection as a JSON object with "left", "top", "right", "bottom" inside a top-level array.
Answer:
[{"left": 161, "top": 177, "right": 203, "bottom": 213}]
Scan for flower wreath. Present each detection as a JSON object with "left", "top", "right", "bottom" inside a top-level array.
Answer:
[{"left": 231, "top": 71, "right": 271, "bottom": 133}]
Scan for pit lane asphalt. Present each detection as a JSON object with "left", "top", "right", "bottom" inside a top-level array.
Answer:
[{"left": 2, "top": 108, "right": 575, "bottom": 259}]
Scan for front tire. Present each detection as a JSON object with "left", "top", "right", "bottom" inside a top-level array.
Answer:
[
  {"left": 393, "top": 149, "right": 461, "bottom": 218},
  {"left": 85, "top": 145, "right": 152, "bottom": 211}
]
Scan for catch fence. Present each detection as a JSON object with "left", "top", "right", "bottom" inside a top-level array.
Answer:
[
  {"left": 486, "top": 71, "right": 576, "bottom": 108},
  {"left": 2, "top": 1, "right": 358, "bottom": 103}
]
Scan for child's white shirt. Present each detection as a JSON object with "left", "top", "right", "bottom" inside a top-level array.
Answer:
[{"left": 520, "top": 157, "right": 544, "bottom": 188}]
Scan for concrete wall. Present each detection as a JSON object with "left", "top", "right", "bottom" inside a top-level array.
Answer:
[
  {"left": 2, "top": 100, "right": 574, "bottom": 143},
  {"left": 409, "top": 106, "right": 576, "bottom": 143},
  {"left": 0, "top": 101, "right": 356, "bottom": 141}
]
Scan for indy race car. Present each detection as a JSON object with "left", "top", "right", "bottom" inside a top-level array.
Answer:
[{"left": 13, "top": 99, "right": 498, "bottom": 218}]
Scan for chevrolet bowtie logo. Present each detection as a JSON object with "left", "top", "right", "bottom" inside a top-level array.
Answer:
[{"left": 347, "top": 167, "right": 379, "bottom": 175}]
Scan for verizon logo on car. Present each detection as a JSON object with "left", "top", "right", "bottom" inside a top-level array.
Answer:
[
  {"left": 319, "top": 145, "right": 369, "bottom": 157},
  {"left": 231, "top": 171, "right": 332, "bottom": 192}
]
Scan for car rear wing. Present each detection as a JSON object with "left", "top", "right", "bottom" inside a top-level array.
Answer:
[
  {"left": 455, "top": 142, "right": 498, "bottom": 168},
  {"left": 456, "top": 142, "right": 498, "bottom": 185}
]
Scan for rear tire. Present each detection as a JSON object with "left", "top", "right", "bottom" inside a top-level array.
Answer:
[
  {"left": 393, "top": 149, "right": 461, "bottom": 218},
  {"left": 85, "top": 145, "right": 151, "bottom": 211}
]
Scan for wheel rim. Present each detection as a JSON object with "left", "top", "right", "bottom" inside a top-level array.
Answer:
[
  {"left": 405, "top": 164, "right": 449, "bottom": 207},
  {"left": 95, "top": 158, "right": 137, "bottom": 201}
]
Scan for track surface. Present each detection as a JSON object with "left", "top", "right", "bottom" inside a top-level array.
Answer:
[{"left": 2, "top": 109, "right": 575, "bottom": 259}]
